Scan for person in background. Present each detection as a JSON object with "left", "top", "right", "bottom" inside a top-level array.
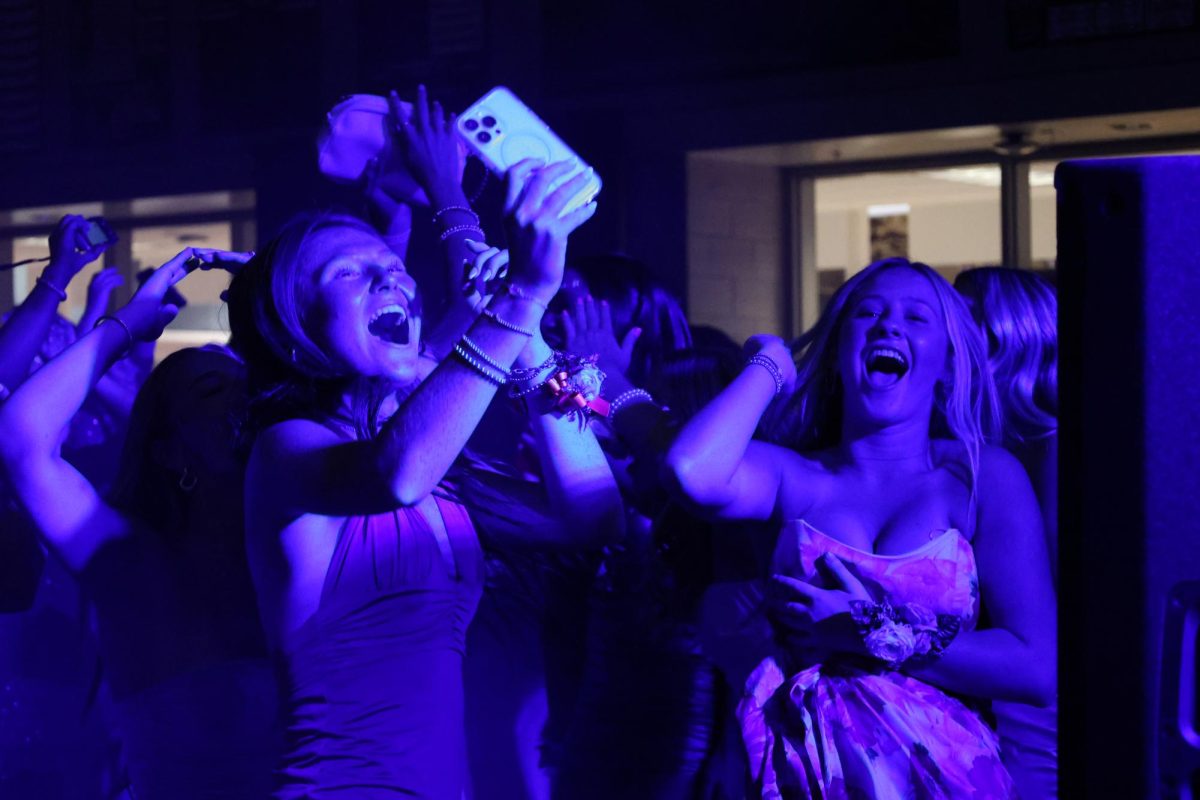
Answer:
[
  {"left": 956, "top": 266, "right": 1059, "bottom": 800},
  {"left": 0, "top": 248, "right": 279, "bottom": 800},
  {"left": 666, "top": 258, "right": 1055, "bottom": 798},
  {"left": 0, "top": 216, "right": 121, "bottom": 799}
]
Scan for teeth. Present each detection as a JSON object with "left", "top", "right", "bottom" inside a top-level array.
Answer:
[
  {"left": 370, "top": 304, "right": 407, "bottom": 325},
  {"left": 866, "top": 346, "right": 907, "bottom": 366}
]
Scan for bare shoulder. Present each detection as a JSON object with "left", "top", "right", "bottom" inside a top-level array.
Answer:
[
  {"left": 977, "top": 443, "right": 1035, "bottom": 492},
  {"left": 776, "top": 446, "right": 834, "bottom": 518}
]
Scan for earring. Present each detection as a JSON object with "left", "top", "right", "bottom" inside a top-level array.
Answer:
[
  {"left": 179, "top": 467, "right": 198, "bottom": 492},
  {"left": 290, "top": 347, "right": 298, "bottom": 363}
]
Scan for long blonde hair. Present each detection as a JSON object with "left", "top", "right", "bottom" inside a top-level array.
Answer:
[
  {"left": 954, "top": 267, "right": 1057, "bottom": 446},
  {"left": 766, "top": 258, "right": 1001, "bottom": 492}
]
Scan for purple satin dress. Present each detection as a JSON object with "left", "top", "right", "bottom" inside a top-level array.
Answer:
[{"left": 274, "top": 495, "right": 483, "bottom": 799}]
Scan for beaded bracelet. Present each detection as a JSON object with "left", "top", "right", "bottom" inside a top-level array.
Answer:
[
  {"left": 453, "top": 340, "right": 508, "bottom": 385},
  {"left": 480, "top": 307, "right": 536, "bottom": 337},
  {"left": 502, "top": 282, "right": 550, "bottom": 311},
  {"left": 432, "top": 205, "right": 480, "bottom": 226},
  {"left": 439, "top": 224, "right": 486, "bottom": 242},
  {"left": 459, "top": 335, "right": 510, "bottom": 376},
  {"left": 608, "top": 388, "right": 658, "bottom": 422},
  {"left": 745, "top": 353, "right": 785, "bottom": 395},
  {"left": 36, "top": 276, "right": 67, "bottom": 302},
  {"left": 95, "top": 314, "right": 134, "bottom": 355}
]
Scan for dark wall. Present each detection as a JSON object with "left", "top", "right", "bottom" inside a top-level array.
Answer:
[{"left": 3, "top": 0, "right": 1200, "bottom": 301}]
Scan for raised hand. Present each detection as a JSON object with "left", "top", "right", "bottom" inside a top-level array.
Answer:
[
  {"left": 744, "top": 333, "right": 798, "bottom": 394},
  {"left": 116, "top": 249, "right": 251, "bottom": 342},
  {"left": 77, "top": 268, "right": 125, "bottom": 333},
  {"left": 390, "top": 85, "right": 467, "bottom": 206},
  {"left": 43, "top": 215, "right": 109, "bottom": 292},
  {"left": 503, "top": 159, "right": 598, "bottom": 305},
  {"left": 561, "top": 295, "right": 641, "bottom": 378},
  {"left": 768, "top": 553, "right": 873, "bottom": 655}
]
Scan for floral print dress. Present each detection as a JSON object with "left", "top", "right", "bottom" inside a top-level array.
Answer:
[{"left": 733, "top": 520, "right": 1016, "bottom": 799}]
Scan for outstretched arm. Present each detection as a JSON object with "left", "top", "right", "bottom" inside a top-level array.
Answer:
[
  {"left": 663, "top": 336, "right": 795, "bottom": 521},
  {"left": 0, "top": 215, "right": 108, "bottom": 394},
  {"left": 0, "top": 249, "right": 243, "bottom": 571}
]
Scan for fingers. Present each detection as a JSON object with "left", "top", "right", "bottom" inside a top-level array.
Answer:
[
  {"left": 555, "top": 199, "right": 598, "bottom": 235},
  {"left": 463, "top": 238, "right": 491, "bottom": 254},
  {"left": 583, "top": 295, "right": 600, "bottom": 331},
  {"left": 504, "top": 159, "right": 544, "bottom": 214},
  {"left": 560, "top": 308, "right": 577, "bottom": 344},
  {"left": 599, "top": 298, "right": 615, "bottom": 333},
  {"left": 145, "top": 248, "right": 197, "bottom": 291},
  {"left": 414, "top": 84, "right": 430, "bottom": 132},
  {"left": 512, "top": 160, "right": 576, "bottom": 220},
  {"left": 619, "top": 326, "right": 643, "bottom": 362},
  {"left": 770, "top": 573, "right": 821, "bottom": 603},
  {"left": 819, "top": 553, "right": 869, "bottom": 597},
  {"left": 541, "top": 167, "right": 594, "bottom": 219}
]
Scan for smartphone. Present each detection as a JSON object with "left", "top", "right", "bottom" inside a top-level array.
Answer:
[
  {"left": 456, "top": 86, "right": 601, "bottom": 215},
  {"left": 84, "top": 217, "right": 118, "bottom": 248}
]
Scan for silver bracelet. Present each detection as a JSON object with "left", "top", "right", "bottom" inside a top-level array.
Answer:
[
  {"left": 745, "top": 353, "right": 785, "bottom": 395},
  {"left": 508, "top": 352, "right": 563, "bottom": 398},
  {"left": 453, "top": 341, "right": 508, "bottom": 385},
  {"left": 608, "top": 388, "right": 657, "bottom": 421},
  {"left": 502, "top": 282, "right": 550, "bottom": 311},
  {"left": 95, "top": 314, "right": 134, "bottom": 355},
  {"left": 480, "top": 307, "right": 536, "bottom": 337},
  {"left": 36, "top": 276, "right": 67, "bottom": 302}
]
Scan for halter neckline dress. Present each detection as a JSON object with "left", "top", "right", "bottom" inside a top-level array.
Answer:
[{"left": 274, "top": 495, "right": 483, "bottom": 799}]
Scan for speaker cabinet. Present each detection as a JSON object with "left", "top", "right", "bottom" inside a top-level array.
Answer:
[{"left": 1057, "top": 156, "right": 1200, "bottom": 799}]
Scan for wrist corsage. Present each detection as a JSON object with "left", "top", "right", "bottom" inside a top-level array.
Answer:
[
  {"left": 509, "top": 352, "right": 610, "bottom": 427},
  {"left": 849, "top": 598, "right": 961, "bottom": 671}
]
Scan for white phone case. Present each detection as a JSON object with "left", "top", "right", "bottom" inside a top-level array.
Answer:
[{"left": 456, "top": 86, "right": 602, "bottom": 215}]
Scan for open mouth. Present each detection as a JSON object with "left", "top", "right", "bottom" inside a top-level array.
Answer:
[
  {"left": 368, "top": 303, "right": 411, "bottom": 345},
  {"left": 864, "top": 346, "right": 909, "bottom": 388}
]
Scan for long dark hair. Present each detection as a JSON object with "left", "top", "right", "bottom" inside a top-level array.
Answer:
[
  {"left": 226, "top": 211, "right": 398, "bottom": 445},
  {"left": 107, "top": 348, "right": 245, "bottom": 535}
]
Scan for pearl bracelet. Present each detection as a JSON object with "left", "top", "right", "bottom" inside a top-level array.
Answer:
[
  {"left": 453, "top": 339, "right": 508, "bottom": 385},
  {"left": 440, "top": 224, "right": 486, "bottom": 242},
  {"left": 745, "top": 353, "right": 785, "bottom": 395},
  {"left": 607, "top": 388, "right": 658, "bottom": 422}
]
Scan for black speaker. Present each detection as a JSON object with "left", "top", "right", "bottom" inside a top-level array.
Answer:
[{"left": 1057, "top": 156, "right": 1200, "bottom": 799}]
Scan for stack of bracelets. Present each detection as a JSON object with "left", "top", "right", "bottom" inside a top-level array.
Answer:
[
  {"left": 449, "top": 299, "right": 612, "bottom": 428},
  {"left": 433, "top": 204, "right": 485, "bottom": 242},
  {"left": 508, "top": 351, "right": 610, "bottom": 428},
  {"left": 848, "top": 598, "right": 962, "bottom": 671}
]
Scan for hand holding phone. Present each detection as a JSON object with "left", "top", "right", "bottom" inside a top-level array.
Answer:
[{"left": 456, "top": 87, "right": 602, "bottom": 217}]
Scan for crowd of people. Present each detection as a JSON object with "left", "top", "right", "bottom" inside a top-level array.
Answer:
[{"left": 0, "top": 86, "right": 1058, "bottom": 799}]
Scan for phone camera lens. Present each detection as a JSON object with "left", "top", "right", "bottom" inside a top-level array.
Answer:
[
  {"left": 481, "top": 116, "right": 496, "bottom": 128},
  {"left": 463, "top": 119, "right": 479, "bottom": 131},
  {"left": 477, "top": 131, "right": 492, "bottom": 143}
]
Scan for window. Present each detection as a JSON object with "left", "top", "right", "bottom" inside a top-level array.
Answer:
[{"left": 1, "top": 190, "right": 255, "bottom": 361}]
